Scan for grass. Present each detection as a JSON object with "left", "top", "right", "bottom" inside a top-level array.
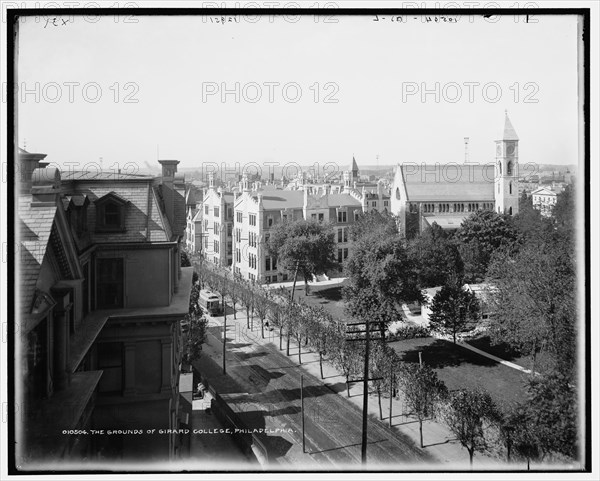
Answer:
[
  {"left": 389, "top": 337, "right": 531, "bottom": 408},
  {"left": 288, "top": 283, "right": 349, "bottom": 321},
  {"left": 287, "top": 283, "right": 532, "bottom": 407}
]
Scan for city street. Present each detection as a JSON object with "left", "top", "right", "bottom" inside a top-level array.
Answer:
[{"left": 191, "top": 305, "right": 514, "bottom": 469}]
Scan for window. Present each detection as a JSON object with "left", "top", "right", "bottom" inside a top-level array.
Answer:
[
  {"left": 236, "top": 212, "right": 243, "bottom": 223},
  {"left": 214, "top": 222, "right": 220, "bottom": 234},
  {"left": 384, "top": 200, "right": 389, "bottom": 207},
  {"left": 282, "top": 214, "right": 288, "bottom": 222},
  {"left": 97, "top": 258, "right": 124, "bottom": 309},
  {"left": 236, "top": 249, "right": 241, "bottom": 263},
  {"left": 282, "top": 273, "right": 288, "bottom": 281},
  {"left": 507, "top": 161, "right": 513, "bottom": 176},
  {"left": 338, "top": 228, "right": 343, "bottom": 242},
  {"left": 204, "top": 219, "right": 208, "bottom": 230},
  {"left": 267, "top": 217, "right": 273, "bottom": 227},
  {"left": 372, "top": 201, "right": 377, "bottom": 207},
  {"left": 337, "top": 211, "right": 347, "bottom": 223},
  {"left": 509, "top": 182, "right": 513, "bottom": 195},
  {"left": 205, "top": 205, "right": 209, "bottom": 215},
  {"left": 266, "top": 257, "right": 271, "bottom": 271},
  {"left": 204, "top": 236, "right": 208, "bottom": 248},
  {"left": 249, "top": 214, "right": 257, "bottom": 226},
  {"left": 214, "top": 240, "right": 219, "bottom": 253},
  {"left": 97, "top": 342, "right": 123, "bottom": 394},
  {"left": 343, "top": 248, "right": 348, "bottom": 259},
  {"left": 235, "top": 228, "right": 241, "bottom": 243},
  {"left": 318, "top": 213, "right": 324, "bottom": 222},
  {"left": 338, "top": 248, "right": 343, "bottom": 263},
  {"left": 311, "top": 214, "right": 317, "bottom": 220},
  {"left": 227, "top": 224, "right": 232, "bottom": 237},
  {"left": 266, "top": 276, "right": 271, "bottom": 283},
  {"left": 343, "top": 228, "right": 348, "bottom": 242},
  {"left": 214, "top": 207, "right": 220, "bottom": 217}
]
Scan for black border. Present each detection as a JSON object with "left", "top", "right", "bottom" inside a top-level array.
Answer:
[{"left": 5, "top": 6, "right": 592, "bottom": 476}]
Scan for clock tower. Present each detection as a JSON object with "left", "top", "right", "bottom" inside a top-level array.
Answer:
[{"left": 494, "top": 111, "right": 519, "bottom": 216}]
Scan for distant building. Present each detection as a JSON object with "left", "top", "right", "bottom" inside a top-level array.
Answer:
[
  {"left": 202, "top": 173, "right": 234, "bottom": 267},
  {"left": 391, "top": 113, "right": 520, "bottom": 237},
  {"left": 16, "top": 149, "right": 192, "bottom": 465},
  {"left": 231, "top": 175, "right": 365, "bottom": 283},
  {"left": 531, "top": 186, "right": 558, "bottom": 217}
]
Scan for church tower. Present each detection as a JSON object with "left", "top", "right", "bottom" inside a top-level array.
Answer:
[
  {"left": 494, "top": 111, "right": 519, "bottom": 216},
  {"left": 350, "top": 156, "right": 359, "bottom": 183}
]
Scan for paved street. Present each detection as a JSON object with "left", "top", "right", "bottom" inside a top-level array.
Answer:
[
  {"left": 190, "top": 305, "right": 523, "bottom": 470},
  {"left": 194, "top": 310, "right": 430, "bottom": 469}
]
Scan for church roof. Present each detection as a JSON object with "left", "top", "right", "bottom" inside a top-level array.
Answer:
[
  {"left": 351, "top": 156, "right": 359, "bottom": 172},
  {"left": 399, "top": 164, "right": 495, "bottom": 202},
  {"left": 502, "top": 113, "right": 519, "bottom": 141}
]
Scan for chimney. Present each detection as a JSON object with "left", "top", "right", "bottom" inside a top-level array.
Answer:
[
  {"left": 158, "top": 159, "right": 179, "bottom": 180},
  {"left": 18, "top": 148, "right": 48, "bottom": 194},
  {"left": 158, "top": 159, "right": 180, "bottom": 234},
  {"left": 31, "top": 167, "right": 61, "bottom": 207}
]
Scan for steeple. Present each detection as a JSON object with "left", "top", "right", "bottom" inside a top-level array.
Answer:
[
  {"left": 350, "top": 156, "right": 359, "bottom": 181},
  {"left": 502, "top": 110, "right": 519, "bottom": 141}
]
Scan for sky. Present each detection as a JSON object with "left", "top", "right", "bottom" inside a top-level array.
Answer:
[{"left": 15, "top": 12, "right": 581, "bottom": 175}]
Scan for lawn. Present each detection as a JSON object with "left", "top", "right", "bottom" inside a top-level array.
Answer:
[
  {"left": 288, "top": 282, "right": 349, "bottom": 321},
  {"left": 388, "top": 336, "right": 531, "bottom": 408},
  {"left": 287, "top": 283, "right": 532, "bottom": 407}
]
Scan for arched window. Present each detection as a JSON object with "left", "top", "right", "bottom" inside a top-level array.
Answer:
[
  {"left": 509, "top": 206, "right": 513, "bottom": 215},
  {"left": 507, "top": 161, "right": 513, "bottom": 176},
  {"left": 509, "top": 182, "right": 513, "bottom": 195},
  {"left": 395, "top": 188, "right": 401, "bottom": 200},
  {"left": 498, "top": 162, "right": 502, "bottom": 175}
]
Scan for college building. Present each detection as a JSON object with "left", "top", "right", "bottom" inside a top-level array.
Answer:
[{"left": 390, "top": 112, "right": 520, "bottom": 237}]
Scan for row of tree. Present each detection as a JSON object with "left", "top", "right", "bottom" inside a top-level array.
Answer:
[{"left": 188, "top": 253, "right": 577, "bottom": 467}]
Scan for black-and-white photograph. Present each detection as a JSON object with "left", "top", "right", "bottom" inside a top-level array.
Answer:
[{"left": 1, "top": 2, "right": 597, "bottom": 479}]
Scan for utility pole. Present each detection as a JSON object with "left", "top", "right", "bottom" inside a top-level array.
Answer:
[
  {"left": 361, "top": 318, "right": 370, "bottom": 465},
  {"left": 301, "top": 375, "right": 306, "bottom": 453},
  {"left": 345, "top": 319, "right": 385, "bottom": 467}
]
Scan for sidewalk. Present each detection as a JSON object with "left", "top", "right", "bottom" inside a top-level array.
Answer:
[{"left": 193, "top": 305, "right": 518, "bottom": 470}]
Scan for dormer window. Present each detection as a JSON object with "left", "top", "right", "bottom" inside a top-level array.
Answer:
[{"left": 95, "top": 192, "right": 128, "bottom": 232}]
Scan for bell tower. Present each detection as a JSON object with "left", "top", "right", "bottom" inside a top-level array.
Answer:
[{"left": 494, "top": 111, "right": 519, "bottom": 216}]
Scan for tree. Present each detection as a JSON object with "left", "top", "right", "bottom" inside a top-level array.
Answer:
[
  {"left": 456, "top": 210, "right": 518, "bottom": 282},
  {"left": 524, "top": 372, "right": 578, "bottom": 460},
  {"left": 349, "top": 210, "right": 398, "bottom": 242},
  {"left": 180, "top": 249, "right": 192, "bottom": 267},
  {"left": 500, "top": 403, "right": 543, "bottom": 469},
  {"left": 398, "top": 363, "right": 448, "bottom": 448},
  {"left": 428, "top": 283, "right": 480, "bottom": 344},
  {"left": 181, "top": 312, "right": 208, "bottom": 365},
  {"left": 253, "top": 285, "right": 269, "bottom": 339},
  {"left": 230, "top": 275, "right": 242, "bottom": 320},
  {"left": 182, "top": 280, "right": 208, "bottom": 365},
  {"left": 486, "top": 240, "right": 576, "bottom": 377},
  {"left": 408, "top": 223, "right": 464, "bottom": 288},
  {"left": 267, "top": 219, "right": 336, "bottom": 299},
  {"left": 344, "top": 232, "right": 423, "bottom": 339},
  {"left": 443, "top": 388, "right": 501, "bottom": 467}
]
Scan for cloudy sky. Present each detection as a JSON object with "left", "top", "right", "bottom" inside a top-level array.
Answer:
[{"left": 15, "top": 11, "right": 581, "bottom": 174}]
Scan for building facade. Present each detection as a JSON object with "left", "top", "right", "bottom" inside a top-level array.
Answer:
[
  {"left": 16, "top": 150, "right": 192, "bottom": 467},
  {"left": 391, "top": 113, "right": 520, "bottom": 237},
  {"left": 531, "top": 186, "right": 558, "bottom": 217}
]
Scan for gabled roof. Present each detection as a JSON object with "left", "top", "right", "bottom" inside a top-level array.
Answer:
[
  {"left": 399, "top": 164, "right": 495, "bottom": 202},
  {"left": 18, "top": 196, "right": 57, "bottom": 315},
  {"left": 94, "top": 191, "right": 129, "bottom": 205},
  {"left": 531, "top": 187, "right": 557, "bottom": 196}
]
